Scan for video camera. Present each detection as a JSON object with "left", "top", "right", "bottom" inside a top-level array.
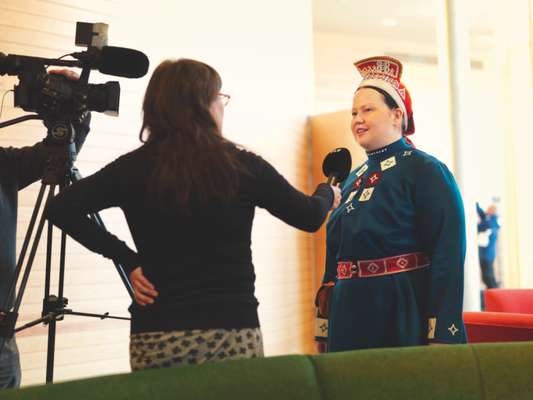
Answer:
[{"left": 0, "top": 22, "right": 149, "bottom": 120}]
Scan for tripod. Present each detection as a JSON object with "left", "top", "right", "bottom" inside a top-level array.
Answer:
[{"left": 0, "top": 115, "right": 133, "bottom": 384}]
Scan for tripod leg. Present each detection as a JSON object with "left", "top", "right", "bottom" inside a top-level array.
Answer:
[
  {"left": 44, "top": 190, "right": 58, "bottom": 383},
  {"left": 71, "top": 170, "right": 134, "bottom": 300},
  {"left": 0, "top": 184, "right": 57, "bottom": 380},
  {"left": 0, "top": 183, "right": 53, "bottom": 378},
  {"left": 58, "top": 225, "right": 67, "bottom": 299},
  {"left": 1, "top": 184, "right": 47, "bottom": 311},
  {"left": 45, "top": 185, "right": 68, "bottom": 383},
  {"left": 45, "top": 320, "right": 56, "bottom": 383},
  {"left": 13, "top": 185, "right": 57, "bottom": 312},
  {"left": 90, "top": 212, "right": 134, "bottom": 300},
  {"left": 44, "top": 214, "right": 54, "bottom": 303}
]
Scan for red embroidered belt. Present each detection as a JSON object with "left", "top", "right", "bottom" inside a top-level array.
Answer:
[{"left": 337, "top": 252, "right": 430, "bottom": 280}]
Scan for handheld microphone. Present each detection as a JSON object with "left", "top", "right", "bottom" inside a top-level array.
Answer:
[
  {"left": 322, "top": 147, "right": 352, "bottom": 185},
  {"left": 72, "top": 46, "right": 149, "bottom": 78}
]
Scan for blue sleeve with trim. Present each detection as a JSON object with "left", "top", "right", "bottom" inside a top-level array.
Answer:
[{"left": 414, "top": 158, "right": 466, "bottom": 344}]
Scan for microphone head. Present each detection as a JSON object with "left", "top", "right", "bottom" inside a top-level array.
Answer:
[
  {"left": 322, "top": 147, "right": 352, "bottom": 183},
  {"left": 99, "top": 46, "right": 149, "bottom": 78},
  {"left": 0, "top": 52, "right": 8, "bottom": 75},
  {"left": 0, "top": 52, "right": 21, "bottom": 76}
]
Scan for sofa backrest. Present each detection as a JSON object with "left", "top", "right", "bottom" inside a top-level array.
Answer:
[
  {"left": 464, "top": 311, "right": 533, "bottom": 343},
  {"left": 310, "top": 342, "right": 533, "bottom": 400},
  {"left": 0, "top": 356, "right": 322, "bottom": 400},
  {"left": 2, "top": 342, "right": 533, "bottom": 400},
  {"left": 485, "top": 289, "right": 533, "bottom": 314}
]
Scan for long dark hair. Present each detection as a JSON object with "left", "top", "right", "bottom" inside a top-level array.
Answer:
[{"left": 140, "top": 58, "right": 243, "bottom": 212}]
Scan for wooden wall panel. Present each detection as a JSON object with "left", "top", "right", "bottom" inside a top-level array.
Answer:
[{"left": 310, "top": 110, "right": 367, "bottom": 288}]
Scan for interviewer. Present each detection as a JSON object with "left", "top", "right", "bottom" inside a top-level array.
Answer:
[{"left": 46, "top": 58, "right": 340, "bottom": 371}]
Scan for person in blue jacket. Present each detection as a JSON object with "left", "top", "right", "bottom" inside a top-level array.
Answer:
[
  {"left": 315, "top": 56, "right": 467, "bottom": 352},
  {"left": 477, "top": 202, "right": 500, "bottom": 289}
]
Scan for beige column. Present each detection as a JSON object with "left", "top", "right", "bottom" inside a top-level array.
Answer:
[{"left": 437, "top": 0, "right": 481, "bottom": 310}]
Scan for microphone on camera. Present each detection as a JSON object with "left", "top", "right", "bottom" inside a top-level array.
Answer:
[
  {"left": 322, "top": 147, "right": 352, "bottom": 185},
  {"left": 1, "top": 47, "right": 149, "bottom": 79},
  {"left": 72, "top": 46, "right": 149, "bottom": 78}
]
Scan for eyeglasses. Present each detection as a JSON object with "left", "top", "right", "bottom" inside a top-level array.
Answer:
[{"left": 218, "top": 93, "right": 231, "bottom": 107}]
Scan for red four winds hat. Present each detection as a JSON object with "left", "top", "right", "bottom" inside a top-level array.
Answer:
[{"left": 354, "top": 56, "right": 415, "bottom": 135}]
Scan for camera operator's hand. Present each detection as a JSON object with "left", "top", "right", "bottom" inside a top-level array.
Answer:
[
  {"left": 48, "top": 68, "right": 80, "bottom": 81},
  {"left": 130, "top": 267, "right": 159, "bottom": 306}
]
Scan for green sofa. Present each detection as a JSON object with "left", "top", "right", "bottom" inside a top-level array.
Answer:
[{"left": 1, "top": 342, "right": 532, "bottom": 399}]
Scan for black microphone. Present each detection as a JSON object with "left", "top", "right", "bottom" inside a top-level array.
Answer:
[
  {"left": 72, "top": 46, "right": 149, "bottom": 78},
  {"left": 322, "top": 147, "right": 352, "bottom": 185},
  {"left": 1, "top": 47, "right": 149, "bottom": 79}
]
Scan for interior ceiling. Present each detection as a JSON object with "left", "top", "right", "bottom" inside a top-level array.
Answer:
[{"left": 312, "top": 0, "right": 498, "bottom": 50}]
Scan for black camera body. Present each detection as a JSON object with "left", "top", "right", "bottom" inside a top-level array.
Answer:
[
  {"left": 14, "top": 65, "right": 120, "bottom": 119},
  {"left": 0, "top": 22, "right": 126, "bottom": 121}
]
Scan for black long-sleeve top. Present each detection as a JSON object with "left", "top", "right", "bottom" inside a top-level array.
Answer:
[
  {"left": 46, "top": 143, "right": 333, "bottom": 333},
  {"left": 0, "top": 113, "right": 91, "bottom": 310}
]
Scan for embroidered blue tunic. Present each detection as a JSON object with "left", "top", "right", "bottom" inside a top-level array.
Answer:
[{"left": 323, "top": 138, "right": 467, "bottom": 351}]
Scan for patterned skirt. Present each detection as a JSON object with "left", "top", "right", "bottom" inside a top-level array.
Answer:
[{"left": 130, "top": 328, "right": 264, "bottom": 371}]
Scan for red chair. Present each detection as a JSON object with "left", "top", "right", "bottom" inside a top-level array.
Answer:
[
  {"left": 464, "top": 311, "right": 533, "bottom": 343},
  {"left": 484, "top": 289, "right": 533, "bottom": 314}
]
